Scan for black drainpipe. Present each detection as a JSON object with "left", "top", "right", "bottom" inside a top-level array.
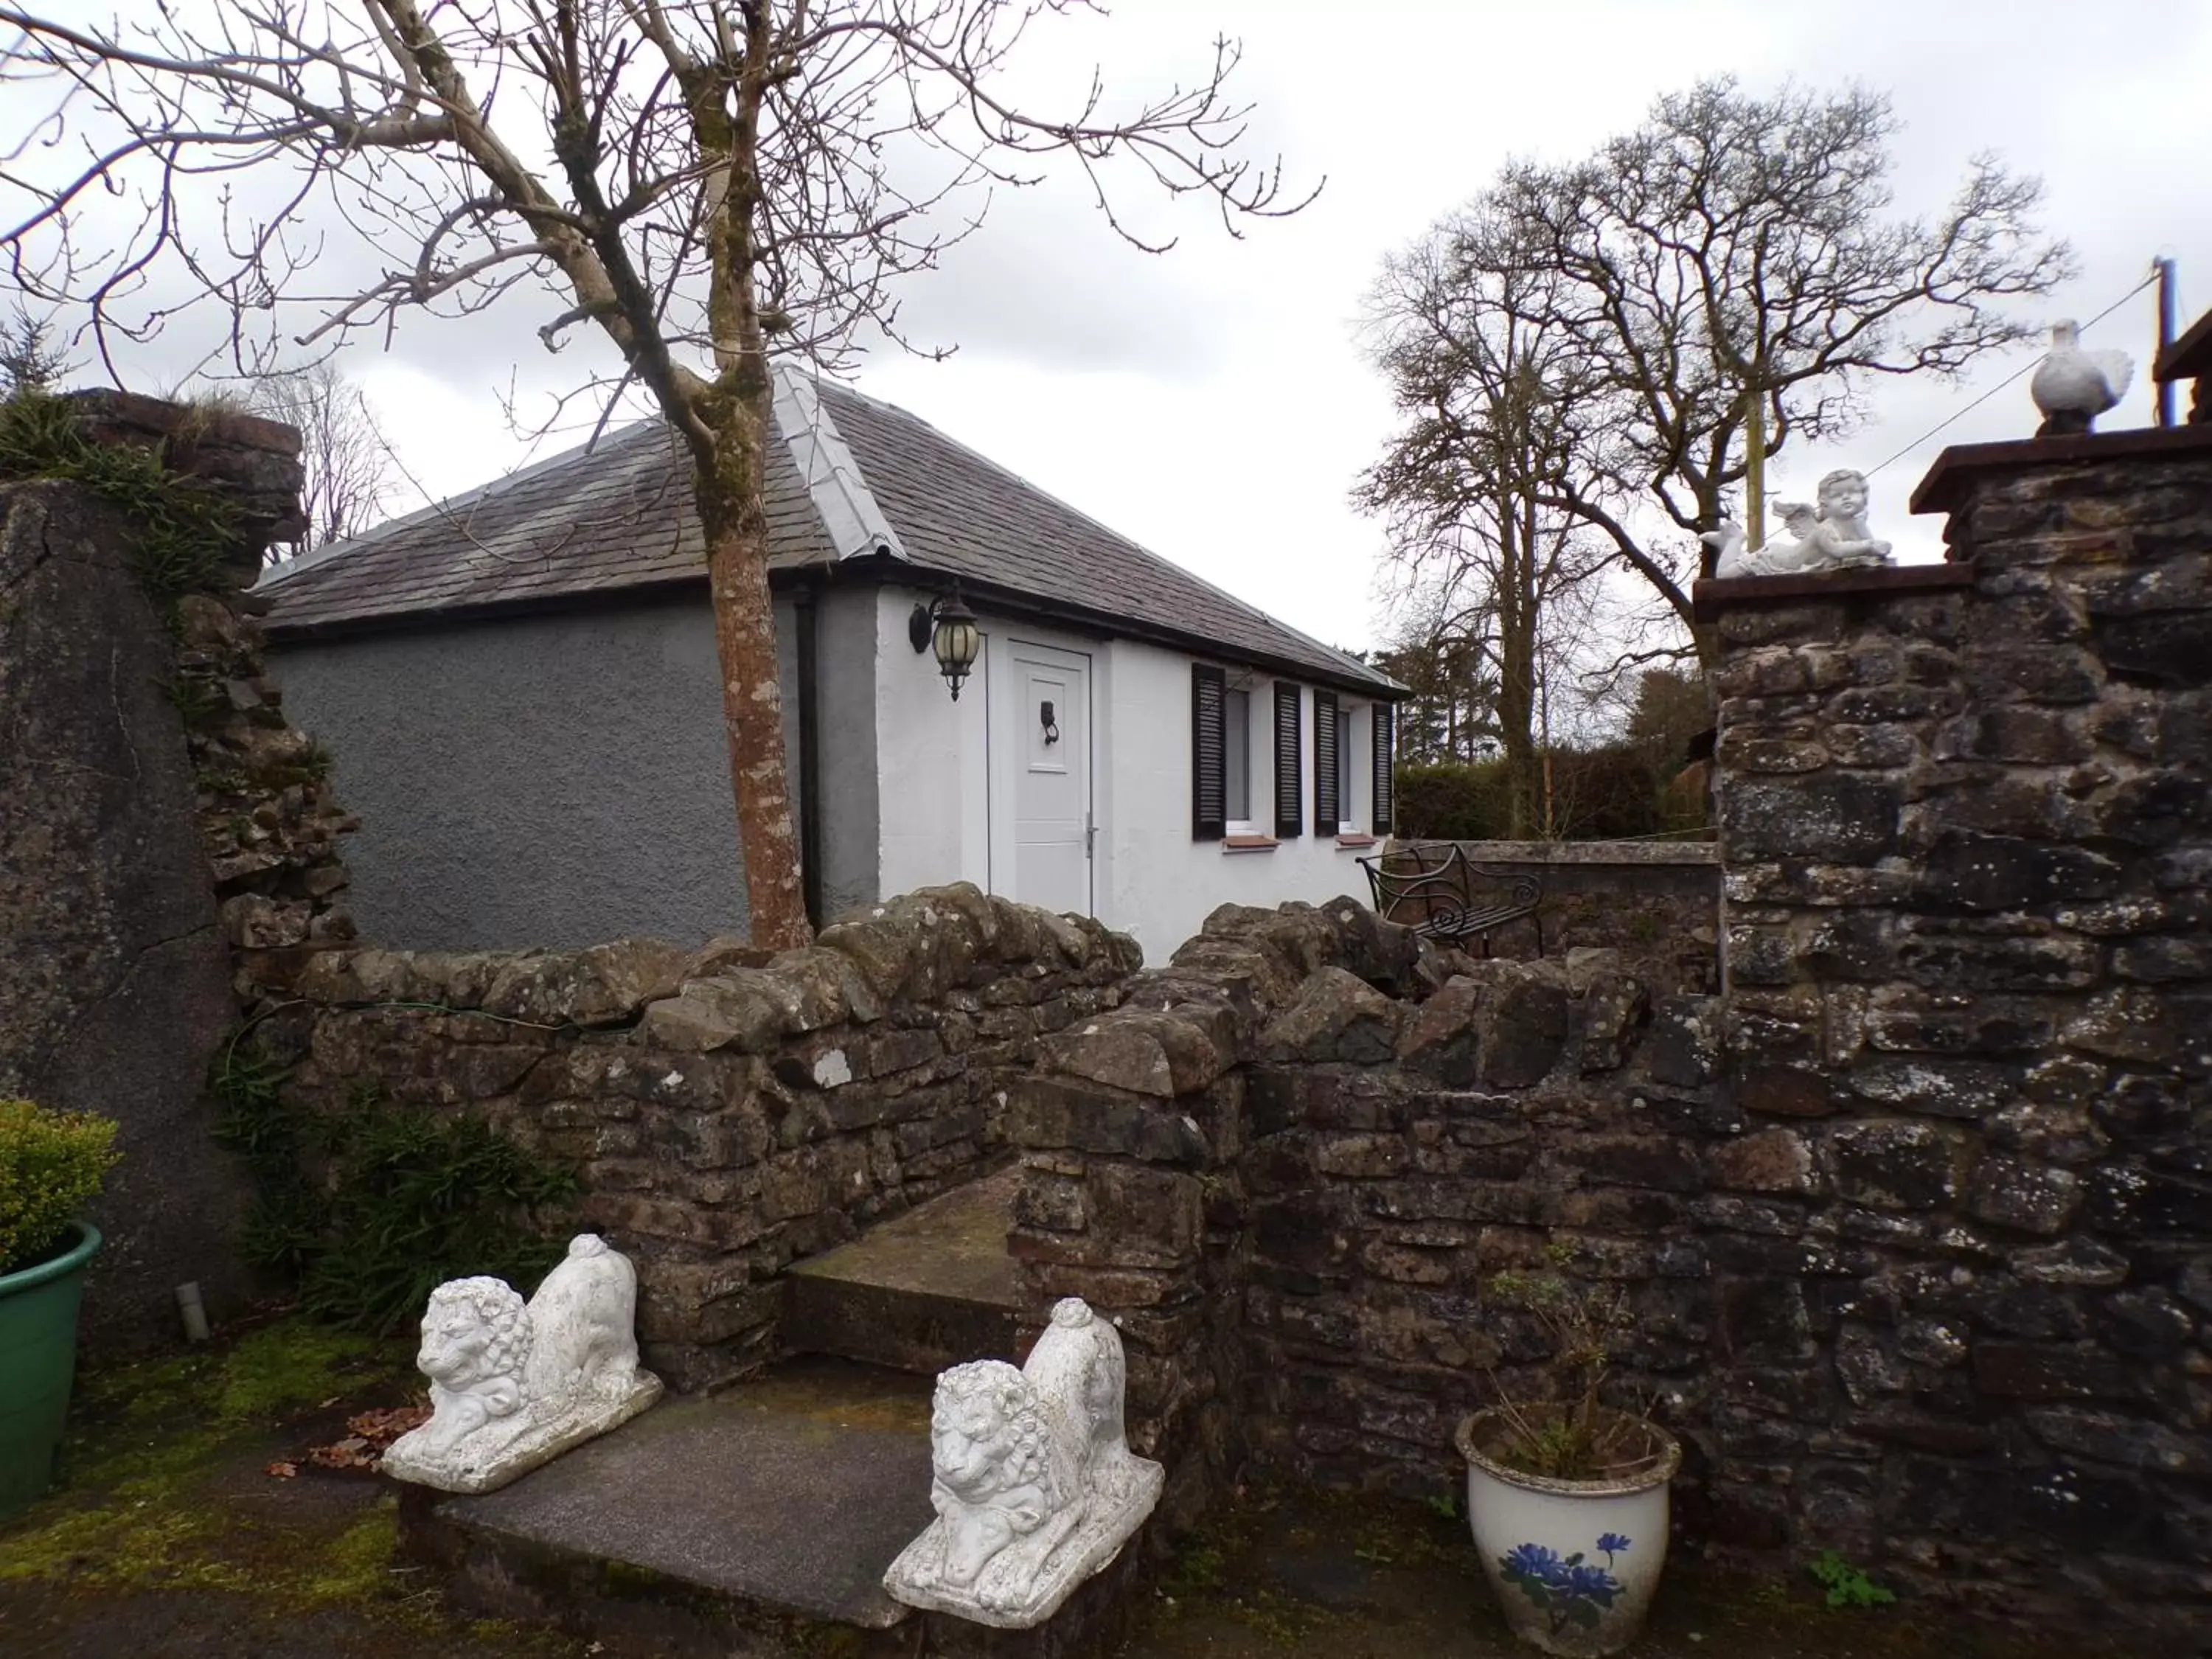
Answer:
[{"left": 794, "top": 583, "right": 825, "bottom": 931}]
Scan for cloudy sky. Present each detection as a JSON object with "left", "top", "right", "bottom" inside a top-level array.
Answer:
[{"left": 27, "top": 0, "right": 2212, "bottom": 658}]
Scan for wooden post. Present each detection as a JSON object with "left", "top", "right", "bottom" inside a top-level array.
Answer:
[
  {"left": 2156, "top": 257, "right": 2179, "bottom": 429},
  {"left": 1745, "top": 395, "right": 1767, "bottom": 550}
]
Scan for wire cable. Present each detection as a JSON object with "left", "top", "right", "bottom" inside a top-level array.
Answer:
[{"left": 1863, "top": 271, "right": 2160, "bottom": 479}]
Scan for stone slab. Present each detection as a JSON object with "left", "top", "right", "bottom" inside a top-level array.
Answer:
[
  {"left": 1910, "top": 420, "right": 2212, "bottom": 512},
  {"left": 1387, "top": 840, "right": 1717, "bottom": 869},
  {"left": 414, "top": 1357, "right": 936, "bottom": 1630},
  {"left": 785, "top": 1164, "right": 1023, "bottom": 1373},
  {"left": 1691, "top": 561, "right": 1978, "bottom": 620},
  {"left": 792, "top": 1164, "right": 1023, "bottom": 1304},
  {"left": 383, "top": 1372, "right": 662, "bottom": 1495}
]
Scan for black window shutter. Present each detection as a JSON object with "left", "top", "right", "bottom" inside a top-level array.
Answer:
[
  {"left": 1372, "top": 703, "right": 1395, "bottom": 835},
  {"left": 1192, "top": 664, "right": 1226, "bottom": 841},
  {"left": 1314, "top": 690, "right": 1340, "bottom": 833},
  {"left": 1273, "top": 682, "right": 1303, "bottom": 838}
]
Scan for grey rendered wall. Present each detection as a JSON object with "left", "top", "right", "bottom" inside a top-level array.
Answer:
[
  {"left": 271, "top": 595, "right": 804, "bottom": 950},
  {"left": 812, "top": 582, "right": 880, "bottom": 921}
]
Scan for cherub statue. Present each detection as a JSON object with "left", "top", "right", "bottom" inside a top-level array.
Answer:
[
  {"left": 1810, "top": 467, "right": 1892, "bottom": 564},
  {"left": 381, "top": 1234, "right": 661, "bottom": 1495},
  {"left": 1706, "top": 467, "right": 1891, "bottom": 580},
  {"left": 885, "top": 1298, "right": 1166, "bottom": 1629}
]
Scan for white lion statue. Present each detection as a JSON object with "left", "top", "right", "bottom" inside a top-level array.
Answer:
[
  {"left": 382, "top": 1235, "right": 661, "bottom": 1495},
  {"left": 884, "top": 1297, "right": 1165, "bottom": 1629}
]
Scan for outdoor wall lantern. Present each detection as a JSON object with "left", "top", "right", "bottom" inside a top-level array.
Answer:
[{"left": 908, "top": 589, "right": 981, "bottom": 701}]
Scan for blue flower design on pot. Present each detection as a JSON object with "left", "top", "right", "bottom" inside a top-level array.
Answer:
[{"left": 1498, "top": 1534, "right": 1629, "bottom": 1636}]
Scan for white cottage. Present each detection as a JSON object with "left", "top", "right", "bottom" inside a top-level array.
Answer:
[{"left": 260, "top": 369, "right": 1403, "bottom": 961}]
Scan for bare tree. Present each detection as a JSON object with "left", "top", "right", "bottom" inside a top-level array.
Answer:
[
  {"left": 0, "top": 1, "right": 1309, "bottom": 948},
  {"left": 250, "top": 361, "right": 393, "bottom": 554},
  {"left": 1392, "top": 77, "right": 2070, "bottom": 650},
  {"left": 1358, "top": 212, "right": 1612, "bottom": 836}
]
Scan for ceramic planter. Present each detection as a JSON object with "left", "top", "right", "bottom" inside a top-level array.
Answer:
[
  {"left": 0, "top": 1220, "right": 102, "bottom": 1518},
  {"left": 1457, "top": 1405, "right": 1681, "bottom": 1658}
]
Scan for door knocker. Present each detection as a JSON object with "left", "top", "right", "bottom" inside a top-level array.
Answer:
[{"left": 1040, "top": 700, "right": 1060, "bottom": 745}]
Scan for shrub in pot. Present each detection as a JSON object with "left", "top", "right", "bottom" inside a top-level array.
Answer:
[
  {"left": 0, "top": 1099, "right": 120, "bottom": 1517},
  {"left": 1456, "top": 1246, "right": 1680, "bottom": 1657}
]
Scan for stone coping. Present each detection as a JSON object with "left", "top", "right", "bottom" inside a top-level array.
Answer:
[
  {"left": 1909, "top": 421, "right": 2212, "bottom": 513},
  {"left": 1689, "top": 560, "right": 1975, "bottom": 621},
  {"left": 67, "top": 386, "right": 304, "bottom": 458},
  {"left": 1387, "top": 838, "right": 1716, "bottom": 868},
  {"left": 2154, "top": 306, "right": 2212, "bottom": 383}
]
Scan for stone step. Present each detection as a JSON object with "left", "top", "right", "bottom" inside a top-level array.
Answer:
[
  {"left": 401, "top": 1355, "right": 934, "bottom": 1653},
  {"left": 398, "top": 1352, "right": 1151, "bottom": 1659},
  {"left": 783, "top": 1162, "right": 1024, "bottom": 1374}
]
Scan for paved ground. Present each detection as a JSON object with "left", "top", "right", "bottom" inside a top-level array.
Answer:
[{"left": 0, "top": 1318, "right": 2146, "bottom": 1659}]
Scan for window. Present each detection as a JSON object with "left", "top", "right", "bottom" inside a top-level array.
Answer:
[
  {"left": 1192, "top": 664, "right": 1226, "bottom": 841},
  {"left": 1313, "top": 689, "right": 1340, "bottom": 832},
  {"left": 1195, "top": 667, "right": 1262, "bottom": 841},
  {"left": 1336, "top": 706, "right": 1354, "bottom": 830},
  {"left": 1273, "top": 682, "right": 1303, "bottom": 838},
  {"left": 1224, "top": 687, "right": 1251, "bottom": 825},
  {"left": 1373, "top": 703, "right": 1396, "bottom": 833}
]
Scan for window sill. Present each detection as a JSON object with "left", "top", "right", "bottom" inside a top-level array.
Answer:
[
  {"left": 1223, "top": 834, "right": 1279, "bottom": 853},
  {"left": 1335, "top": 833, "right": 1377, "bottom": 850}
]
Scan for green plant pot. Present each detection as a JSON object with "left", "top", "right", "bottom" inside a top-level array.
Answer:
[{"left": 0, "top": 1220, "right": 102, "bottom": 1518}]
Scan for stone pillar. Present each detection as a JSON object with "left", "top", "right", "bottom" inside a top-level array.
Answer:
[
  {"left": 1006, "top": 1005, "right": 1246, "bottom": 1537},
  {"left": 1703, "top": 427, "right": 2212, "bottom": 1624},
  {"left": 0, "top": 394, "right": 310, "bottom": 1351}
]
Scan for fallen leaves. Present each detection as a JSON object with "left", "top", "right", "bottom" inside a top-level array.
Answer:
[{"left": 264, "top": 1402, "right": 431, "bottom": 1478}]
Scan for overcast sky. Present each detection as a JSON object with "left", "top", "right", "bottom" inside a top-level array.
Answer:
[{"left": 33, "top": 0, "right": 2212, "bottom": 658}]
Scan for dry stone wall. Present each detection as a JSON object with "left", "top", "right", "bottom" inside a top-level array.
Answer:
[
  {"left": 1029, "top": 883, "right": 2207, "bottom": 1643},
  {"left": 1014, "top": 425, "right": 2212, "bottom": 1646},
  {"left": 1008, "top": 898, "right": 1462, "bottom": 1531},
  {"left": 264, "top": 886, "right": 1140, "bottom": 1391},
  {"left": 1385, "top": 841, "right": 1719, "bottom": 993},
  {"left": 1693, "top": 433, "right": 2212, "bottom": 1638}
]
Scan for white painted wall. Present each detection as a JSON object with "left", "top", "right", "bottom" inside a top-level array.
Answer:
[
  {"left": 1101, "top": 636, "right": 1381, "bottom": 963},
  {"left": 873, "top": 583, "right": 990, "bottom": 899},
  {"left": 865, "top": 589, "right": 1385, "bottom": 961}
]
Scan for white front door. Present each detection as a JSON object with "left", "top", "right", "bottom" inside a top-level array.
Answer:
[{"left": 1009, "top": 640, "right": 1093, "bottom": 917}]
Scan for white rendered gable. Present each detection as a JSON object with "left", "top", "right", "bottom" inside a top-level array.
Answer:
[{"left": 771, "top": 365, "right": 908, "bottom": 562}]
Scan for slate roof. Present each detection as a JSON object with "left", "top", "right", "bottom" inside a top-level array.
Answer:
[{"left": 261, "top": 376, "right": 1397, "bottom": 695}]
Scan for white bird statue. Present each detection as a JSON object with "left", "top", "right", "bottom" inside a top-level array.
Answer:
[
  {"left": 1700, "top": 521, "right": 1745, "bottom": 578},
  {"left": 2031, "top": 319, "right": 2133, "bottom": 437}
]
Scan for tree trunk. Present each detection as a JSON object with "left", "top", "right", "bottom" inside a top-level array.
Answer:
[
  {"left": 678, "top": 7, "right": 809, "bottom": 952},
  {"left": 1497, "top": 493, "right": 1538, "bottom": 839},
  {"left": 1498, "top": 638, "right": 1537, "bottom": 838},
  {"left": 695, "top": 393, "right": 811, "bottom": 951}
]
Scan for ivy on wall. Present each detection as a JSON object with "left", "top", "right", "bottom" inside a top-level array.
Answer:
[{"left": 214, "top": 1044, "right": 578, "bottom": 1333}]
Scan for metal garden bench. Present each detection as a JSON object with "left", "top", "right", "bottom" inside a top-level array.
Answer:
[{"left": 1357, "top": 842, "right": 1543, "bottom": 956}]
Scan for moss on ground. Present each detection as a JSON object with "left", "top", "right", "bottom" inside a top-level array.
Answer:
[
  {"left": 0, "top": 1315, "right": 594, "bottom": 1655},
  {"left": 1, "top": 1317, "right": 407, "bottom": 1599},
  {"left": 212, "top": 1322, "right": 384, "bottom": 1423}
]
